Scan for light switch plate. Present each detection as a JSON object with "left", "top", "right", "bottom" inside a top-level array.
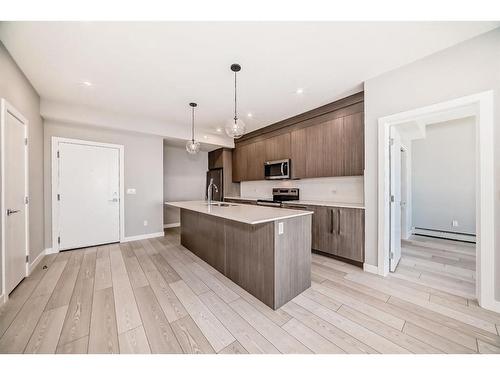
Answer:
[
  {"left": 278, "top": 222, "right": 284, "bottom": 235},
  {"left": 127, "top": 188, "right": 136, "bottom": 195}
]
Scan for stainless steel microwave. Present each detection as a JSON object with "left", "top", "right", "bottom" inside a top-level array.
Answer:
[{"left": 264, "top": 159, "right": 290, "bottom": 180}]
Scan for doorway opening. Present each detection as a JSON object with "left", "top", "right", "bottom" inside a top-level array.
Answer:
[
  {"left": 377, "top": 91, "right": 498, "bottom": 313},
  {"left": 390, "top": 116, "right": 477, "bottom": 299}
]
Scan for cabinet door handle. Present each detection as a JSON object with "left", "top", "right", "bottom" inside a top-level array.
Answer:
[
  {"left": 337, "top": 209, "right": 341, "bottom": 235},
  {"left": 330, "top": 209, "right": 334, "bottom": 234}
]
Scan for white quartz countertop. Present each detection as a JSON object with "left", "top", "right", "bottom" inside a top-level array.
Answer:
[
  {"left": 224, "top": 196, "right": 365, "bottom": 209},
  {"left": 165, "top": 200, "right": 313, "bottom": 225}
]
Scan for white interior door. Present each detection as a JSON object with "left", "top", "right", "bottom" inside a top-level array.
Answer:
[
  {"left": 390, "top": 128, "right": 402, "bottom": 272},
  {"left": 55, "top": 141, "right": 120, "bottom": 251},
  {"left": 4, "top": 107, "right": 28, "bottom": 295}
]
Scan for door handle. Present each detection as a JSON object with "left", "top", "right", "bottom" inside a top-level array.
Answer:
[
  {"left": 337, "top": 209, "right": 341, "bottom": 235},
  {"left": 108, "top": 198, "right": 119, "bottom": 203},
  {"left": 330, "top": 209, "right": 334, "bottom": 234},
  {"left": 6, "top": 208, "right": 20, "bottom": 216}
]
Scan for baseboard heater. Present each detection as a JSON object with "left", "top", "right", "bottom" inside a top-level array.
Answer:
[{"left": 412, "top": 227, "right": 476, "bottom": 244}]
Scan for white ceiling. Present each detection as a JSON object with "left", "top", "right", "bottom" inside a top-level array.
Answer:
[{"left": 0, "top": 22, "right": 498, "bottom": 145}]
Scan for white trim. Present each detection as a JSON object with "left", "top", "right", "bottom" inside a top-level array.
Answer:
[
  {"left": 28, "top": 250, "right": 45, "bottom": 274},
  {"left": 0, "top": 293, "right": 5, "bottom": 305},
  {"left": 1, "top": 99, "right": 29, "bottom": 302},
  {"left": 164, "top": 222, "right": 180, "bottom": 229},
  {"left": 363, "top": 263, "right": 379, "bottom": 275},
  {"left": 51, "top": 137, "right": 125, "bottom": 251},
  {"left": 121, "top": 231, "right": 164, "bottom": 243},
  {"left": 44, "top": 247, "right": 58, "bottom": 255},
  {"left": 377, "top": 91, "right": 498, "bottom": 312}
]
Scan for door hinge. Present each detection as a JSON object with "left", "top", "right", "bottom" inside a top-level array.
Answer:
[
  {"left": 57, "top": 150, "right": 60, "bottom": 158},
  {"left": 26, "top": 255, "right": 29, "bottom": 263},
  {"left": 57, "top": 236, "right": 61, "bottom": 245},
  {"left": 390, "top": 252, "right": 394, "bottom": 260},
  {"left": 25, "top": 196, "right": 29, "bottom": 205},
  {"left": 25, "top": 138, "right": 28, "bottom": 146},
  {"left": 390, "top": 195, "right": 395, "bottom": 203},
  {"left": 389, "top": 138, "right": 394, "bottom": 146},
  {"left": 57, "top": 194, "right": 61, "bottom": 201}
]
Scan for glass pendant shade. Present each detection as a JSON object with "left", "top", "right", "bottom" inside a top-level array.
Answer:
[
  {"left": 186, "top": 102, "right": 200, "bottom": 155},
  {"left": 186, "top": 139, "right": 201, "bottom": 154},
  {"left": 225, "top": 118, "right": 246, "bottom": 139}
]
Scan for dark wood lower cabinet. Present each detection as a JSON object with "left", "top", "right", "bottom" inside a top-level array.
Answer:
[{"left": 282, "top": 203, "right": 364, "bottom": 265}]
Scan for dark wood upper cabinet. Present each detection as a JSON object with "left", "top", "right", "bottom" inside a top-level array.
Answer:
[
  {"left": 208, "top": 148, "right": 224, "bottom": 170},
  {"left": 246, "top": 141, "right": 266, "bottom": 181},
  {"left": 290, "top": 128, "right": 307, "bottom": 179},
  {"left": 264, "top": 133, "right": 290, "bottom": 161},
  {"left": 342, "top": 112, "right": 364, "bottom": 176},
  {"left": 231, "top": 92, "right": 364, "bottom": 182},
  {"left": 232, "top": 144, "right": 248, "bottom": 182}
]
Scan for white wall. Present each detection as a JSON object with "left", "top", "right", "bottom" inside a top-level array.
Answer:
[
  {"left": 44, "top": 121, "right": 164, "bottom": 245},
  {"left": 240, "top": 176, "right": 364, "bottom": 204},
  {"left": 364, "top": 28, "right": 500, "bottom": 299},
  {"left": 163, "top": 143, "right": 208, "bottom": 225},
  {"left": 0, "top": 41, "right": 44, "bottom": 294},
  {"left": 412, "top": 117, "right": 476, "bottom": 235}
]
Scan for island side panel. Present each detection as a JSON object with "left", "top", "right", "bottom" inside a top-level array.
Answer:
[
  {"left": 180, "top": 209, "right": 226, "bottom": 273},
  {"left": 225, "top": 220, "right": 275, "bottom": 308},
  {"left": 274, "top": 215, "right": 312, "bottom": 309}
]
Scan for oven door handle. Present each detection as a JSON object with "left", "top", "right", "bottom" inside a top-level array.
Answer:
[{"left": 280, "top": 162, "right": 284, "bottom": 176}]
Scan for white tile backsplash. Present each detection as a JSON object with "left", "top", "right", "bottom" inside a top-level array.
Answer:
[{"left": 240, "top": 176, "right": 364, "bottom": 203}]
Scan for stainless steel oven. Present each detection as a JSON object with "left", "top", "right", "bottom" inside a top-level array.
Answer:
[{"left": 264, "top": 159, "right": 290, "bottom": 180}]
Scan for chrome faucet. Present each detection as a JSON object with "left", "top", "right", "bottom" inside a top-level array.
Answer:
[{"left": 207, "top": 178, "right": 219, "bottom": 205}]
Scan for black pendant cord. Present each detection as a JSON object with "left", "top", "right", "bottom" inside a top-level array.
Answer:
[
  {"left": 191, "top": 105, "right": 195, "bottom": 142},
  {"left": 234, "top": 71, "right": 238, "bottom": 123}
]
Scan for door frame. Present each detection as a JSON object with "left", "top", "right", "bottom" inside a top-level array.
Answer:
[
  {"left": 377, "top": 90, "right": 498, "bottom": 312},
  {"left": 51, "top": 137, "right": 125, "bottom": 252},
  {"left": 1, "top": 99, "right": 29, "bottom": 303}
]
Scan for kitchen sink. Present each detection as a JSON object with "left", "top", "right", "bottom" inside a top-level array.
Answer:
[{"left": 206, "top": 202, "right": 235, "bottom": 207}]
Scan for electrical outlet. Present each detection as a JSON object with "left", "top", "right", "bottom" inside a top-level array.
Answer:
[
  {"left": 143, "top": 220, "right": 148, "bottom": 227},
  {"left": 127, "top": 188, "right": 136, "bottom": 195},
  {"left": 278, "top": 222, "right": 284, "bottom": 235},
  {"left": 452, "top": 220, "right": 459, "bottom": 227}
]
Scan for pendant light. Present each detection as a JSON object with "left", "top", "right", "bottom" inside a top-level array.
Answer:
[
  {"left": 225, "top": 63, "right": 246, "bottom": 139},
  {"left": 186, "top": 102, "right": 201, "bottom": 154}
]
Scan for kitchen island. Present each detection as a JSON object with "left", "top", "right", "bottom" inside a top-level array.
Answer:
[{"left": 165, "top": 201, "right": 313, "bottom": 309}]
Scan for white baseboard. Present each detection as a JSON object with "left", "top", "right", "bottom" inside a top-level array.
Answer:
[
  {"left": 45, "top": 247, "right": 58, "bottom": 254},
  {"left": 29, "top": 250, "right": 46, "bottom": 273},
  {"left": 121, "top": 231, "right": 164, "bottom": 243},
  {"left": 363, "top": 263, "right": 379, "bottom": 275},
  {"left": 164, "top": 223, "right": 180, "bottom": 229}
]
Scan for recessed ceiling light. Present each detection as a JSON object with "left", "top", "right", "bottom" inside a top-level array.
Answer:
[
  {"left": 247, "top": 113, "right": 253, "bottom": 118},
  {"left": 203, "top": 135, "right": 209, "bottom": 139},
  {"left": 296, "top": 88, "right": 304, "bottom": 94},
  {"left": 81, "top": 81, "right": 93, "bottom": 87},
  {"left": 215, "top": 127, "right": 222, "bottom": 133}
]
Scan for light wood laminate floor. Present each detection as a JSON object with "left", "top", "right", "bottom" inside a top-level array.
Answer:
[
  {"left": 1, "top": 229, "right": 499, "bottom": 354},
  {"left": 394, "top": 235, "right": 476, "bottom": 299}
]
